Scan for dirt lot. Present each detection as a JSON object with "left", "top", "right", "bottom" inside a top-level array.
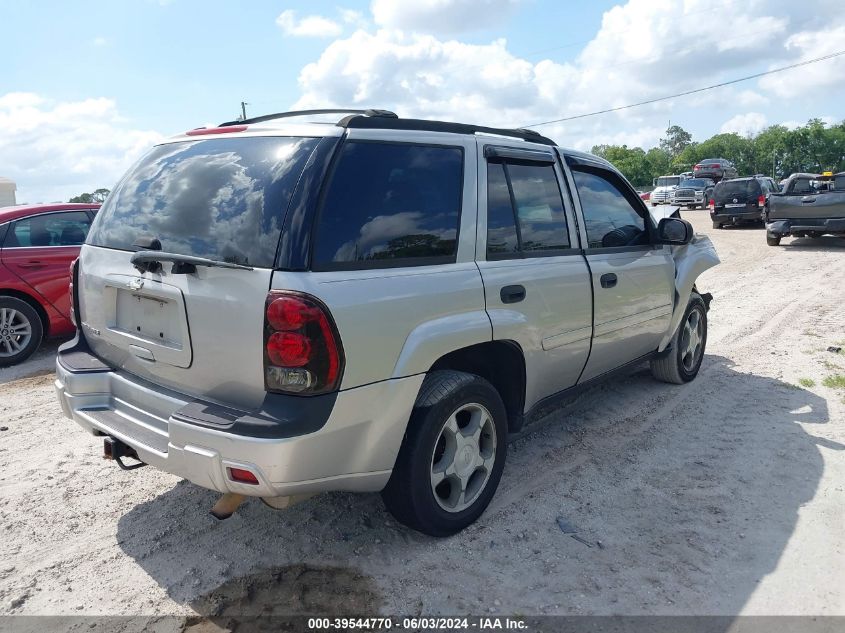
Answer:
[{"left": 1, "top": 211, "right": 844, "bottom": 622}]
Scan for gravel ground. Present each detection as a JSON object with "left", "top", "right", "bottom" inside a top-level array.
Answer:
[{"left": 1, "top": 211, "right": 844, "bottom": 622}]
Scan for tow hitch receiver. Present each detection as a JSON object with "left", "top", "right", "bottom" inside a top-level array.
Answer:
[{"left": 103, "top": 436, "right": 147, "bottom": 471}]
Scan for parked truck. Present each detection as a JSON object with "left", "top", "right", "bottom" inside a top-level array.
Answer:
[
  {"left": 766, "top": 172, "right": 845, "bottom": 245},
  {"left": 650, "top": 174, "right": 684, "bottom": 206}
]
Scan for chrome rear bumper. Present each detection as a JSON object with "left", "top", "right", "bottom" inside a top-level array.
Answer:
[{"left": 55, "top": 344, "right": 422, "bottom": 498}]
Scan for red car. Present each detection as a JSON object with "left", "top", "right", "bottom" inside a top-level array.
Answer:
[{"left": 0, "top": 203, "right": 99, "bottom": 366}]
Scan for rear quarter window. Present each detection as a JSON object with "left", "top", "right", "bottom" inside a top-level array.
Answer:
[
  {"left": 312, "top": 141, "right": 463, "bottom": 270},
  {"left": 87, "top": 136, "right": 320, "bottom": 268}
]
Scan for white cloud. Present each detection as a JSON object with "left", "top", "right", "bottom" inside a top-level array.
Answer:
[
  {"left": 370, "top": 0, "right": 525, "bottom": 35},
  {"left": 340, "top": 9, "right": 368, "bottom": 29},
  {"left": 720, "top": 112, "right": 768, "bottom": 136},
  {"left": 736, "top": 90, "right": 769, "bottom": 107},
  {"left": 91, "top": 36, "right": 108, "bottom": 47},
  {"left": 292, "top": 0, "right": 844, "bottom": 152},
  {"left": 0, "top": 92, "right": 163, "bottom": 204},
  {"left": 276, "top": 10, "right": 343, "bottom": 38},
  {"left": 759, "top": 24, "right": 845, "bottom": 97}
]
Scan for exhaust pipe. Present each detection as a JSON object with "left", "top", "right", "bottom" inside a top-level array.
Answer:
[{"left": 210, "top": 493, "right": 246, "bottom": 520}]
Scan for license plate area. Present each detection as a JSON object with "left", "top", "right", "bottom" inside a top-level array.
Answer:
[
  {"left": 100, "top": 275, "right": 193, "bottom": 368},
  {"left": 115, "top": 289, "right": 181, "bottom": 346},
  {"left": 725, "top": 203, "right": 745, "bottom": 208}
]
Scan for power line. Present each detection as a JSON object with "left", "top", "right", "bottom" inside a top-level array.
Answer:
[{"left": 522, "top": 50, "right": 845, "bottom": 128}]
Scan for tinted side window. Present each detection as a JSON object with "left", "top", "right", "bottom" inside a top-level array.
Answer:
[
  {"left": 313, "top": 142, "right": 463, "bottom": 268},
  {"left": 572, "top": 170, "right": 648, "bottom": 249},
  {"left": 508, "top": 163, "right": 569, "bottom": 252},
  {"left": 486, "top": 163, "right": 519, "bottom": 256},
  {"left": 789, "top": 178, "right": 813, "bottom": 194},
  {"left": 5, "top": 211, "right": 92, "bottom": 248},
  {"left": 485, "top": 161, "right": 570, "bottom": 258}
]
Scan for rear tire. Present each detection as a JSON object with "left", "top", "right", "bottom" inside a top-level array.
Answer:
[
  {"left": 712, "top": 221, "right": 722, "bottom": 229},
  {"left": 381, "top": 370, "right": 508, "bottom": 537},
  {"left": 0, "top": 297, "right": 43, "bottom": 367},
  {"left": 650, "top": 293, "right": 707, "bottom": 385},
  {"left": 766, "top": 234, "right": 781, "bottom": 246}
]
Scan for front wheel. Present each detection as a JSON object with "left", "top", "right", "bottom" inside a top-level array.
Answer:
[
  {"left": 381, "top": 370, "right": 508, "bottom": 536},
  {"left": 651, "top": 293, "right": 707, "bottom": 385},
  {"left": 0, "top": 297, "right": 44, "bottom": 367},
  {"left": 766, "top": 234, "right": 781, "bottom": 246}
]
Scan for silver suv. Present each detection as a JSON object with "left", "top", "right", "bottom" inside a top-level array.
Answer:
[{"left": 55, "top": 109, "right": 719, "bottom": 536}]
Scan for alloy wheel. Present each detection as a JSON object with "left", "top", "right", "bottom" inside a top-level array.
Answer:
[
  {"left": 0, "top": 308, "right": 33, "bottom": 358},
  {"left": 679, "top": 308, "right": 704, "bottom": 372},
  {"left": 430, "top": 403, "right": 497, "bottom": 513}
]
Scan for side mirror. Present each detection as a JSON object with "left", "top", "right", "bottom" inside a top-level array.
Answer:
[{"left": 657, "top": 217, "right": 693, "bottom": 245}]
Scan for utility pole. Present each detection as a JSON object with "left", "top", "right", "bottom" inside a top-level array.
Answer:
[
  {"left": 772, "top": 150, "right": 776, "bottom": 180},
  {"left": 240, "top": 101, "right": 249, "bottom": 121}
]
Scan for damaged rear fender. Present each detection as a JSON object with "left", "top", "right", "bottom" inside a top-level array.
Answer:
[{"left": 658, "top": 234, "right": 720, "bottom": 352}]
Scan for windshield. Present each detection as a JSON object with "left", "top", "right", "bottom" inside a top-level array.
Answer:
[
  {"left": 656, "top": 177, "right": 681, "bottom": 187},
  {"left": 88, "top": 136, "right": 320, "bottom": 268},
  {"left": 680, "top": 179, "right": 709, "bottom": 188}
]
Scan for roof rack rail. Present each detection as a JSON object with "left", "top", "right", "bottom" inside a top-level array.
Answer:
[
  {"left": 338, "top": 115, "right": 557, "bottom": 146},
  {"left": 218, "top": 108, "right": 397, "bottom": 127}
]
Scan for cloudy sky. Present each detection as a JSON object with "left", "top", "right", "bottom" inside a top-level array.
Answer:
[{"left": 2, "top": 0, "right": 843, "bottom": 203}]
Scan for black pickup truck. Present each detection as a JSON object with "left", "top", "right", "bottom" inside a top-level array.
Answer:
[{"left": 766, "top": 172, "right": 845, "bottom": 245}]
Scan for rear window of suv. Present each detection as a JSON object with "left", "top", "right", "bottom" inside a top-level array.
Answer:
[
  {"left": 714, "top": 179, "right": 760, "bottom": 200},
  {"left": 312, "top": 141, "right": 463, "bottom": 270},
  {"left": 87, "top": 136, "right": 320, "bottom": 268}
]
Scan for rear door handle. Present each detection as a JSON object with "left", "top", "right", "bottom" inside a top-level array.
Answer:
[
  {"left": 600, "top": 273, "right": 618, "bottom": 288},
  {"left": 802, "top": 197, "right": 816, "bottom": 203},
  {"left": 500, "top": 284, "right": 526, "bottom": 304},
  {"left": 18, "top": 261, "right": 45, "bottom": 269}
]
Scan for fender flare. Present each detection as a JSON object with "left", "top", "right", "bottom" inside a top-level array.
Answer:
[
  {"left": 391, "top": 310, "right": 493, "bottom": 379},
  {"left": 657, "top": 235, "right": 720, "bottom": 352}
]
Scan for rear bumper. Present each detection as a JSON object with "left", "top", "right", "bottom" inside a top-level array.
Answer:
[
  {"left": 55, "top": 338, "right": 423, "bottom": 498},
  {"left": 711, "top": 208, "right": 762, "bottom": 222},
  {"left": 767, "top": 218, "right": 845, "bottom": 235}
]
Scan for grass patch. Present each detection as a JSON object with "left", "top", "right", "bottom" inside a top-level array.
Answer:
[
  {"left": 822, "top": 360, "right": 842, "bottom": 371},
  {"left": 803, "top": 330, "right": 821, "bottom": 337},
  {"left": 822, "top": 374, "right": 845, "bottom": 389},
  {"left": 798, "top": 377, "right": 816, "bottom": 388}
]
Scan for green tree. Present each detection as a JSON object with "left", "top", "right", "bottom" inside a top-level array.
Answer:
[
  {"left": 68, "top": 188, "right": 110, "bottom": 204},
  {"left": 591, "top": 144, "right": 651, "bottom": 186},
  {"left": 659, "top": 125, "right": 693, "bottom": 159},
  {"left": 590, "top": 118, "right": 845, "bottom": 187},
  {"left": 645, "top": 147, "right": 672, "bottom": 181}
]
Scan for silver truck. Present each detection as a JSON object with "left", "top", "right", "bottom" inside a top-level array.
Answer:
[
  {"left": 766, "top": 172, "right": 845, "bottom": 245},
  {"left": 54, "top": 109, "right": 719, "bottom": 536}
]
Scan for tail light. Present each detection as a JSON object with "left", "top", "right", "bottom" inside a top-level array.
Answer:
[
  {"left": 264, "top": 291, "right": 344, "bottom": 395},
  {"left": 694, "top": 164, "right": 701, "bottom": 170},
  {"left": 708, "top": 199, "right": 715, "bottom": 211},
  {"left": 68, "top": 258, "right": 79, "bottom": 327},
  {"left": 757, "top": 195, "right": 766, "bottom": 207}
]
